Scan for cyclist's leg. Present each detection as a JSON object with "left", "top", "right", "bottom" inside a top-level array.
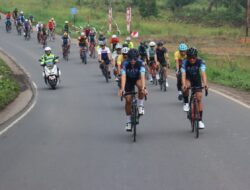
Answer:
[
  {"left": 136, "top": 79, "right": 145, "bottom": 114},
  {"left": 183, "top": 79, "right": 191, "bottom": 111},
  {"left": 124, "top": 79, "right": 135, "bottom": 130}
]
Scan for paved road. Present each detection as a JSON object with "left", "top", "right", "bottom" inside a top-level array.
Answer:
[{"left": 0, "top": 21, "right": 250, "bottom": 190}]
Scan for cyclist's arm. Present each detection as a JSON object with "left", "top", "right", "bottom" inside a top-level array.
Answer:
[
  {"left": 181, "top": 63, "right": 187, "bottom": 88},
  {"left": 120, "top": 68, "right": 126, "bottom": 91},
  {"left": 200, "top": 62, "right": 208, "bottom": 87},
  {"left": 164, "top": 52, "right": 170, "bottom": 66},
  {"left": 140, "top": 66, "right": 146, "bottom": 89},
  {"left": 154, "top": 54, "right": 158, "bottom": 65}
]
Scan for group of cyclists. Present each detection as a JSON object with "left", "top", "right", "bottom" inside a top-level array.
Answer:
[
  {"left": 2, "top": 8, "right": 209, "bottom": 132},
  {"left": 3, "top": 9, "right": 33, "bottom": 38}
]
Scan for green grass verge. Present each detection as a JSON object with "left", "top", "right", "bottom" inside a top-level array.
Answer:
[{"left": 0, "top": 58, "right": 20, "bottom": 110}]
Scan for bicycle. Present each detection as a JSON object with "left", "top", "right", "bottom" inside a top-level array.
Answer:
[
  {"left": 80, "top": 47, "right": 87, "bottom": 64},
  {"left": 100, "top": 60, "right": 110, "bottom": 83},
  {"left": 187, "top": 86, "right": 208, "bottom": 138},
  {"left": 159, "top": 66, "right": 167, "bottom": 92},
  {"left": 89, "top": 42, "right": 96, "bottom": 59},
  {"left": 121, "top": 91, "right": 147, "bottom": 142},
  {"left": 62, "top": 45, "right": 69, "bottom": 61}
]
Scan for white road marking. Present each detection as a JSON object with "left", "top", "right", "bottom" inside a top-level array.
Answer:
[
  {"left": 0, "top": 81, "right": 37, "bottom": 136},
  {"left": 168, "top": 75, "right": 250, "bottom": 110}
]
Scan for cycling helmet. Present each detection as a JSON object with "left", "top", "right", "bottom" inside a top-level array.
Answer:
[
  {"left": 128, "top": 48, "right": 139, "bottom": 60},
  {"left": 115, "top": 43, "right": 122, "bottom": 50},
  {"left": 81, "top": 32, "right": 85, "bottom": 36},
  {"left": 112, "top": 34, "right": 117, "bottom": 38},
  {"left": 149, "top": 41, "right": 156, "bottom": 47},
  {"left": 99, "top": 40, "right": 105, "bottom": 46},
  {"left": 122, "top": 42, "right": 128, "bottom": 48},
  {"left": 179, "top": 43, "right": 188, "bottom": 51},
  {"left": 157, "top": 41, "right": 163, "bottom": 46},
  {"left": 121, "top": 47, "right": 129, "bottom": 54},
  {"left": 126, "top": 36, "right": 131, "bottom": 41},
  {"left": 25, "top": 19, "right": 28, "bottom": 22},
  {"left": 186, "top": 47, "right": 198, "bottom": 57},
  {"left": 20, "top": 11, "right": 24, "bottom": 14},
  {"left": 63, "top": 32, "right": 68, "bottom": 36},
  {"left": 44, "top": 47, "right": 52, "bottom": 52},
  {"left": 51, "top": 18, "right": 54, "bottom": 21},
  {"left": 65, "top": 21, "right": 69, "bottom": 24}
]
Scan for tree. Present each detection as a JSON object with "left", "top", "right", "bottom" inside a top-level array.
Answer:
[
  {"left": 138, "top": 0, "right": 158, "bottom": 17},
  {"left": 166, "top": 0, "right": 197, "bottom": 11}
]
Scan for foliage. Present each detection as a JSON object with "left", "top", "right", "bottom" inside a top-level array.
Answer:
[
  {"left": 0, "top": 59, "right": 20, "bottom": 110},
  {"left": 138, "top": 0, "right": 158, "bottom": 17}
]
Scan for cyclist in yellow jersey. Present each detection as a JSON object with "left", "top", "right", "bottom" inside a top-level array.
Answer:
[
  {"left": 174, "top": 43, "right": 188, "bottom": 101},
  {"left": 117, "top": 47, "right": 129, "bottom": 75},
  {"left": 125, "top": 36, "right": 134, "bottom": 49}
]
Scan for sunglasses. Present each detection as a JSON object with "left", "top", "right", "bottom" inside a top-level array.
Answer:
[{"left": 187, "top": 56, "right": 197, "bottom": 60}]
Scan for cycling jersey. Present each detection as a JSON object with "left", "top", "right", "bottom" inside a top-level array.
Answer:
[
  {"left": 62, "top": 36, "right": 69, "bottom": 46},
  {"left": 174, "top": 50, "right": 186, "bottom": 67},
  {"left": 181, "top": 58, "right": 206, "bottom": 87},
  {"left": 117, "top": 55, "right": 125, "bottom": 66},
  {"left": 147, "top": 48, "right": 155, "bottom": 61},
  {"left": 6, "top": 13, "right": 11, "bottom": 19},
  {"left": 48, "top": 21, "right": 54, "bottom": 30},
  {"left": 98, "top": 47, "right": 111, "bottom": 64},
  {"left": 89, "top": 33, "right": 95, "bottom": 43},
  {"left": 121, "top": 60, "right": 145, "bottom": 79},
  {"left": 24, "top": 21, "right": 30, "bottom": 30},
  {"left": 78, "top": 37, "right": 87, "bottom": 47},
  {"left": 156, "top": 47, "right": 168, "bottom": 65}
]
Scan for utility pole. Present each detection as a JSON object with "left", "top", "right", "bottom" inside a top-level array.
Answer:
[{"left": 246, "top": 0, "right": 250, "bottom": 37}]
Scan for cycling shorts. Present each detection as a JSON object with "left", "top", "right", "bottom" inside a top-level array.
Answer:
[{"left": 125, "top": 77, "right": 140, "bottom": 92}]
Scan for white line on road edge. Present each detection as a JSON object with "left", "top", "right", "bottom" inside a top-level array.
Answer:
[
  {"left": 168, "top": 75, "right": 250, "bottom": 110},
  {"left": 0, "top": 82, "right": 37, "bottom": 136}
]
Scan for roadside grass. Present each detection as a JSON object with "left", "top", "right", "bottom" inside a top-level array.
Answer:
[{"left": 0, "top": 58, "right": 20, "bottom": 110}]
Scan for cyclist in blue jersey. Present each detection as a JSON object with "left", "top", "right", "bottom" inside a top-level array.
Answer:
[
  {"left": 118, "top": 49, "right": 147, "bottom": 131},
  {"left": 181, "top": 47, "right": 208, "bottom": 129}
]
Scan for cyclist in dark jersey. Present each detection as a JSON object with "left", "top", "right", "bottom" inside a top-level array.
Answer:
[
  {"left": 156, "top": 41, "right": 170, "bottom": 88},
  {"left": 118, "top": 49, "right": 147, "bottom": 131},
  {"left": 181, "top": 47, "right": 208, "bottom": 129}
]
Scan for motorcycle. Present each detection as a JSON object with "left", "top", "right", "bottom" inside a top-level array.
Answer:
[{"left": 39, "top": 57, "right": 61, "bottom": 89}]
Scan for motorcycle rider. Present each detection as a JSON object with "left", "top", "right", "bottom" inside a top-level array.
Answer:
[{"left": 39, "top": 47, "right": 60, "bottom": 83}]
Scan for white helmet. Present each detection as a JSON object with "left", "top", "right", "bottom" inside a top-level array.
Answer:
[
  {"left": 126, "top": 36, "right": 131, "bottom": 41},
  {"left": 81, "top": 32, "right": 85, "bottom": 36},
  {"left": 121, "top": 47, "right": 129, "bottom": 54},
  {"left": 25, "top": 19, "right": 28, "bottom": 22},
  {"left": 44, "top": 47, "right": 52, "bottom": 51},
  {"left": 112, "top": 34, "right": 117, "bottom": 38},
  {"left": 20, "top": 11, "right": 24, "bottom": 14},
  {"left": 149, "top": 41, "right": 156, "bottom": 47},
  {"left": 115, "top": 43, "right": 122, "bottom": 49}
]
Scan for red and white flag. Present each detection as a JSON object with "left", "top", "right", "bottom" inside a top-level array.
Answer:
[{"left": 131, "top": 31, "right": 139, "bottom": 38}]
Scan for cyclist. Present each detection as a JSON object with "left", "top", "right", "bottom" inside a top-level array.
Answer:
[
  {"left": 23, "top": 19, "right": 31, "bottom": 38},
  {"left": 181, "top": 47, "right": 208, "bottom": 129},
  {"left": 12, "top": 8, "right": 18, "bottom": 21},
  {"left": 98, "top": 41, "right": 112, "bottom": 79},
  {"left": 98, "top": 31, "right": 106, "bottom": 43},
  {"left": 125, "top": 36, "right": 134, "bottom": 49},
  {"left": 5, "top": 11, "right": 12, "bottom": 30},
  {"left": 78, "top": 32, "right": 88, "bottom": 58},
  {"left": 112, "top": 43, "right": 122, "bottom": 80},
  {"left": 138, "top": 41, "right": 148, "bottom": 64},
  {"left": 36, "top": 22, "right": 43, "bottom": 43},
  {"left": 39, "top": 47, "right": 60, "bottom": 82},
  {"left": 84, "top": 24, "right": 91, "bottom": 38},
  {"left": 18, "top": 11, "right": 25, "bottom": 24},
  {"left": 63, "top": 21, "right": 69, "bottom": 33},
  {"left": 156, "top": 41, "right": 170, "bottom": 88},
  {"left": 110, "top": 34, "right": 120, "bottom": 52},
  {"left": 175, "top": 43, "right": 188, "bottom": 100},
  {"left": 147, "top": 41, "right": 159, "bottom": 82},
  {"left": 117, "top": 47, "right": 129, "bottom": 76},
  {"left": 29, "top": 14, "right": 34, "bottom": 23},
  {"left": 48, "top": 19, "right": 54, "bottom": 36},
  {"left": 61, "top": 32, "right": 71, "bottom": 55},
  {"left": 118, "top": 49, "right": 147, "bottom": 131},
  {"left": 88, "top": 29, "right": 96, "bottom": 56}
]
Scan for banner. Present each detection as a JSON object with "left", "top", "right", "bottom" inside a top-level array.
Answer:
[
  {"left": 108, "top": 7, "right": 112, "bottom": 32},
  {"left": 126, "top": 7, "right": 132, "bottom": 33}
]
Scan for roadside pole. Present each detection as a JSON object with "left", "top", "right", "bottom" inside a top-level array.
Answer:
[{"left": 246, "top": 0, "right": 250, "bottom": 38}]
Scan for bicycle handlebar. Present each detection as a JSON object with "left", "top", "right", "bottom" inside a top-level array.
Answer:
[{"left": 188, "top": 86, "right": 208, "bottom": 97}]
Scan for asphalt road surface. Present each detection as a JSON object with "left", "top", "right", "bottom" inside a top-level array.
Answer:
[{"left": 0, "top": 20, "right": 250, "bottom": 190}]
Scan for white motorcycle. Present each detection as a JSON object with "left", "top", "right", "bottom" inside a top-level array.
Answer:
[{"left": 40, "top": 57, "right": 61, "bottom": 89}]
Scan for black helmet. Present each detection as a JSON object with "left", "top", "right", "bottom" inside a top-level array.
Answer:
[
  {"left": 186, "top": 47, "right": 198, "bottom": 57},
  {"left": 128, "top": 49, "right": 139, "bottom": 61},
  {"left": 157, "top": 41, "right": 163, "bottom": 46}
]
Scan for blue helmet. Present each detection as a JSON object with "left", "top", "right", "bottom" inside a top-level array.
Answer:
[{"left": 178, "top": 43, "right": 188, "bottom": 51}]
